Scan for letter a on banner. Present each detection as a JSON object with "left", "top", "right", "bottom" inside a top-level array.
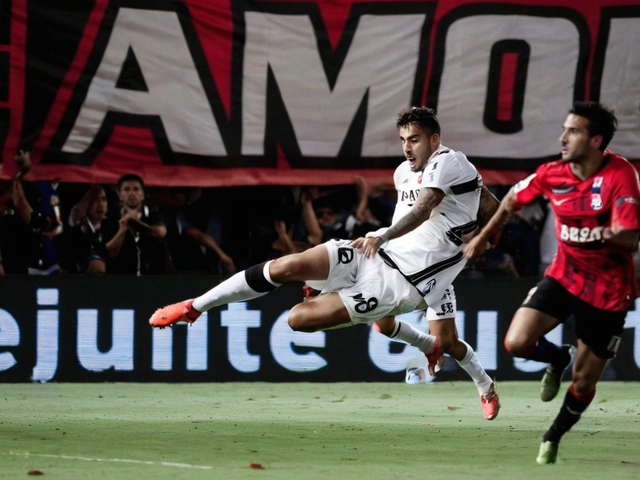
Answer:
[{"left": 62, "top": 8, "right": 226, "bottom": 157}]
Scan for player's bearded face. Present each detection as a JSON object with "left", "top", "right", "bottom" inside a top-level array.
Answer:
[
  {"left": 559, "top": 114, "right": 591, "bottom": 163},
  {"left": 399, "top": 124, "right": 437, "bottom": 172}
]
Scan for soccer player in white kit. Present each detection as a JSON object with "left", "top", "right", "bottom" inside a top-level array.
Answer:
[
  {"left": 359, "top": 107, "right": 500, "bottom": 420},
  {"left": 150, "top": 108, "right": 498, "bottom": 417}
]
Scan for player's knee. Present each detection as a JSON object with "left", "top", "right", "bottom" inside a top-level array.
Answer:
[
  {"left": 438, "top": 336, "right": 454, "bottom": 353},
  {"left": 287, "top": 305, "right": 317, "bottom": 333},
  {"left": 503, "top": 336, "right": 531, "bottom": 358},
  {"left": 270, "top": 256, "right": 303, "bottom": 283},
  {"left": 373, "top": 318, "right": 394, "bottom": 337},
  {"left": 431, "top": 329, "right": 457, "bottom": 353},
  {"left": 503, "top": 337, "right": 515, "bottom": 356}
]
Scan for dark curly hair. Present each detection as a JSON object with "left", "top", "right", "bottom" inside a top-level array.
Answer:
[
  {"left": 396, "top": 106, "right": 441, "bottom": 136},
  {"left": 570, "top": 101, "right": 617, "bottom": 151},
  {"left": 117, "top": 173, "right": 145, "bottom": 191}
]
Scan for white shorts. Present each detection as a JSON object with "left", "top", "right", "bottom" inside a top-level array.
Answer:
[
  {"left": 424, "top": 286, "right": 457, "bottom": 321},
  {"left": 378, "top": 247, "right": 466, "bottom": 309},
  {"left": 320, "top": 240, "right": 427, "bottom": 324}
]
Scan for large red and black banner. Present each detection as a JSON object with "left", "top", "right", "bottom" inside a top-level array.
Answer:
[{"left": 1, "top": 0, "right": 639, "bottom": 186}]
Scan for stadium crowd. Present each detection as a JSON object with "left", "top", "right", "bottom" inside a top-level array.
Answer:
[{"left": 0, "top": 158, "right": 549, "bottom": 278}]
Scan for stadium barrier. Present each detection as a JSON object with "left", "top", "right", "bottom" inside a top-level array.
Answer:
[{"left": 1, "top": 275, "right": 639, "bottom": 383}]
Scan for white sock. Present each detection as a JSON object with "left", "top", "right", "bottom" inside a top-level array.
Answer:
[
  {"left": 192, "top": 261, "right": 281, "bottom": 312},
  {"left": 390, "top": 319, "right": 436, "bottom": 354},
  {"left": 455, "top": 339, "right": 493, "bottom": 396}
]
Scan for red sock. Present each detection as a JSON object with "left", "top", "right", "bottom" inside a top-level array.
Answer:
[{"left": 568, "top": 383, "right": 596, "bottom": 405}]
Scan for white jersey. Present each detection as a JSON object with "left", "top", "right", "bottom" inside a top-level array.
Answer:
[{"left": 380, "top": 145, "right": 481, "bottom": 303}]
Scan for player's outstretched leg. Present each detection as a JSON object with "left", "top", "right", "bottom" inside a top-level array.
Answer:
[
  {"left": 149, "top": 299, "right": 201, "bottom": 328},
  {"left": 374, "top": 317, "right": 442, "bottom": 376},
  {"left": 540, "top": 345, "right": 575, "bottom": 402},
  {"left": 454, "top": 339, "right": 500, "bottom": 420},
  {"left": 149, "top": 261, "right": 282, "bottom": 328}
]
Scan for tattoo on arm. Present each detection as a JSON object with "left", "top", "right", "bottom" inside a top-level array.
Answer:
[
  {"left": 480, "top": 189, "right": 518, "bottom": 242},
  {"left": 477, "top": 185, "right": 500, "bottom": 229},
  {"left": 380, "top": 188, "right": 443, "bottom": 242}
]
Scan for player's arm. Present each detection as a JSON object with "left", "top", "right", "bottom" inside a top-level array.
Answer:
[
  {"left": 300, "top": 189, "right": 324, "bottom": 246},
  {"left": 464, "top": 188, "right": 519, "bottom": 260},
  {"left": 69, "top": 185, "right": 101, "bottom": 227},
  {"left": 462, "top": 185, "right": 501, "bottom": 245},
  {"left": 105, "top": 215, "right": 130, "bottom": 257},
  {"left": 11, "top": 178, "right": 33, "bottom": 225},
  {"left": 127, "top": 215, "right": 167, "bottom": 239},
  {"left": 361, "top": 187, "right": 444, "bottom": 258},
  {"left": 602, "top": 169, "right": 640, "bottom": 252},
  {"left": 477, "top": 185, "right": 500, "bottom": 229}
]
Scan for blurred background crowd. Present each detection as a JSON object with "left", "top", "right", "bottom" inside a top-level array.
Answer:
[{"left": 0, "top": 152, "right": 563, "bottom": 280}]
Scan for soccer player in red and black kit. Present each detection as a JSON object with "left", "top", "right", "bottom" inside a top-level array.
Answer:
[{"left": 464, "top": 101, "right": 640, "bottom": 464}]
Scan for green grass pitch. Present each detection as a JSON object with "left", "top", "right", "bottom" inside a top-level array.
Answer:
[{"left": 1, "top": 382, "right": 639, "bottom": 479}]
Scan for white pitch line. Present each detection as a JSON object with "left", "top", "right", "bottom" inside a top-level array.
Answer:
[{"left": 8, "top": 451, "right": 213, "bottom": 470}]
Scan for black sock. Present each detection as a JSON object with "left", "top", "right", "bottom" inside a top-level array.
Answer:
[
  {"left": 530, "top": 337, "right": 569, "bottom": 366},
  {"left": 245, "top": 261, "right": 280, "bottom": 293},
  {"left": 543, "top": 384, "right": 594, "bottom": 443}
]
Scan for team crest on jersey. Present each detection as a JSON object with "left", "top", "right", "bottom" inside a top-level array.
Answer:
[
  {"left": 418, "top": 174, "right": 422, "bottom": 184},
  {"left": 591, "top": 176, "right": 604, "bottom": 210}
]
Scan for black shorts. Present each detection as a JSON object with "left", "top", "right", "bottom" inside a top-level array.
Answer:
[{"left": 522, "top": 276, "right": 626, "bottom": 359}]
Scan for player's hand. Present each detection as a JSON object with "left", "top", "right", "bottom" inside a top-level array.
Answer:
[
  {"left": 273, "top": 219, "right": 287, "bottom": 236},
  {"left": 118, "top": 214, "right": 132, "bottom": 231},
  {"left": 463, "top": 234, "right": 489, "bottom": 260},
  {"left": 602, "top": 225, "right": 620, "bottom": 240},
  {"left": 350, "top": 237, "right": 365, "bottom": 249},
  {"left": 360, "top": 235, "right": 383, "bottom": 258}
]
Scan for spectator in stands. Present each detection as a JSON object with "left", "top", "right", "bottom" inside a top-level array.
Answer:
[
  {"left": 0, "top": 151, "right": 62, "bottom": 274},
  {"left": 162, "top": 187, "right": 235, "bottom": 275},
  {"left": 305, "top": 189, "right": 349, "bottom": 244},
  {"left": 227, "top": 186, "right": 299, "bottom": 268},
  {"left": 102, "top": 173, "right": 174, "bottom": 275},
  {"left": 0, "top": 178, "right": 29, "bottom": 274},
  {"left": 28, "top": 179, "right": 64, "bottom": 275},
  {"left": 348, "top": 176, "right": 387, "bottom": 238},
  {"left": 293, "top": 180, "right": 390, "bottom": 249},
  {"left": 272, "top": 219, "right": 304, "bottom": 255},
  {"left": 63, "top": 184, "right": 110, "bottom": 274}
]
